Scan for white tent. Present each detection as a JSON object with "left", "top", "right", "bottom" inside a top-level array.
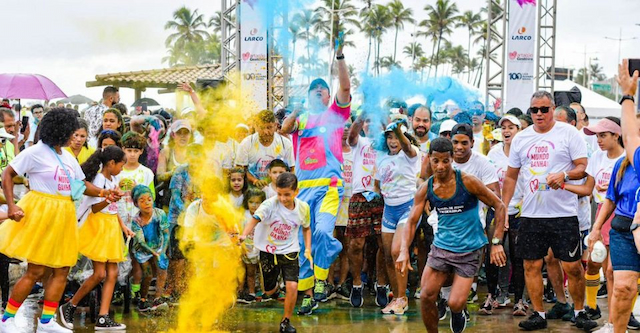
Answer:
[{"left": 555, "top": 80, "right": 620, "bottom": 120}]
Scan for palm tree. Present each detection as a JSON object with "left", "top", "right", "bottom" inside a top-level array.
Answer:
[
  {"left": 447, "top": 45, "right": 468, "bottom": 77},
  {"left": 293, "top": 9, "right": 322, "bottom": 79},
  {"left": 379, "top": 56, "right": 402, "bottom": 71},
  {"left": 315, "top": 0, "right": 361, "bottom": 49},
  {"left": 289, "top": 22, "right": 304, "bottom": 75},
  {"left": 415, "top": 56, "right": 430, "bottom": 83},
  {"left": 403, "top": 42, "right": 424, "bottom": 69},
  {"left": 423, "top": 0, "right": 460, "bottom": 78},
  {"left": 164, "top": 7, "right": 209, "bottom": 49},
  {"left": 387, "top": 0, "right": 415, "bottom": 62},
  {"left": 209, "top": 11, "right": 222, "bottom": 35},
  {"left": 359, "top": 0, "right": 376, "bottom": 71},
  {"left": 456, "top": 10, "right": 482, "bottom": 83},
  {"left": 362, "top": 4, "right": 391, "bottom": 75}
]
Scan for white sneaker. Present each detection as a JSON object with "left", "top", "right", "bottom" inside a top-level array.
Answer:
[
  {"left": 36, "top": 320, "right": 72, "bottom": 333},
  {"left": 414, "top": 288, "right": 421, "bottom": 299},
  {"left": 594, "top": 323, "right": 613, "bottom": 333},
  {"left": 0, "top": 318, "right": 20, "bottom": 333}
]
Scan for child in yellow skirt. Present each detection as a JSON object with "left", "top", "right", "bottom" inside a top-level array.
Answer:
[
  {"left": 0, "top": 109, "right": 122, "bottom": 333},
  {"left": 59, "top": 145, "right": 133, "bottom": 331}
]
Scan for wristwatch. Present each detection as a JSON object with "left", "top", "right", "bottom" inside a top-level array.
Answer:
[
  {"left": 620, "top": 94, "right": 635, "bottom": 105},
  {"left": 491, "top": 237, "right": 502, "bottom": 246},
  {"left": 563, "top": 171, "right": 570, "bottom": 182},
  {"left": 630, "top": 223, "right": 640, "bottom": 232}
]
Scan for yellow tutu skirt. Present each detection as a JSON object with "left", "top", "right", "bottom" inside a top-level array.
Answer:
[
  {"left": 0, "top": 191, "right": 78, "bottom": 268},
  {"left": 79, "top": 212, "right": 125, "bottom": 263}
]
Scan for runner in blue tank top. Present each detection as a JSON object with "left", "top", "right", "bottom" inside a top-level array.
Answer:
[{"left": 396, "top": 138, "right": 507, "bottom": 333}]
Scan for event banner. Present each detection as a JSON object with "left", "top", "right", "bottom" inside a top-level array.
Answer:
[
  {"left": 505, "top": 0, "right": 537, "bottom": 112},
  {"left": 240, "top": 0, "right": 268, "bottom": 110}
]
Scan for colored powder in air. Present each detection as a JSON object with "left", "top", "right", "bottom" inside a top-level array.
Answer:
[{"left": 167, "top": 77, "right": 252, "bottom": 332}]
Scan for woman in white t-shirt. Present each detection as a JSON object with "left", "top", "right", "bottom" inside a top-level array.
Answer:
[
  {"left": 487, "top": 115, "right": 527, "bottom": 315},
  {"left": 0, "top": 109, "right": 122, "bottom": 332},
  {"left": 374, "top": 120, "right": 420, "bottom": 316}
]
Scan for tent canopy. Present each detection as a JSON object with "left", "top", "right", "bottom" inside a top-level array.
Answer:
[{"left": 555, "top": 80, "right": 619, "bottom": 120}]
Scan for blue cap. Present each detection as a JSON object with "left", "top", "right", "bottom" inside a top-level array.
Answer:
[{"left": 308, "top": 78, "right": 330, "bottom": 94}]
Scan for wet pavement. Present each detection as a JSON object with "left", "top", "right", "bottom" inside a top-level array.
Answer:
[{"left": 12, "top": 292, "right": 618, "bottom": 333}]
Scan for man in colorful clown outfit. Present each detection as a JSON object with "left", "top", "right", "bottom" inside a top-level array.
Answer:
[{"left": 281, "top": 40, "right": 351, "bottom": 315}]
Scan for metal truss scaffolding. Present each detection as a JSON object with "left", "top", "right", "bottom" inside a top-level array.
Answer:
[
  {"left": 535, "top": 0, "right": 557, "bottom": 94},
  {"left": 485, "top": 0, "right": 507, "bottom": 112},
  {"left": 267, "top": 2, "right": 289, "bottom": 112},
  {"left": 221, "top": 0, "right": 240, "bottom": 85}
]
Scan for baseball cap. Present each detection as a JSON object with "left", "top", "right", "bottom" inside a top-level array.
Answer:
[
  {"left": 384, "top": 121, "right": 408, "bottom": 135},
  {"left": 498, "top": 115, "right": 522, "bottom": 129},
  {"left": 583, "top": 118, "right": 621, "bottom": 136},
  {"left": 308, "top": 78, "right": 330, "bottom": 93},
  {"left": 451, "top": 123, "right": 474, "bottom": 140},
  {"left": 171, "top": 119, "right": 192, "bottom": 133},
  {"left": 439, "top": 119, "right": 458, "bottom": 134},
  {"left": 0, "top": 125, "right": 14, "bottom": 140},
  {"left": 180, "top": 106, "right": 195, "bottom": 117}
]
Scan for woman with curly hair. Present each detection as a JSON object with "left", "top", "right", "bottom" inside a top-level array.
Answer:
[{"left": 0, "top": 108, "right": 122, "bottom": 333}]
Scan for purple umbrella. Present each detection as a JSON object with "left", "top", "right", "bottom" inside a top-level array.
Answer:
[{"left": 0, "top": 73, "right": 67, "bottom": 100}]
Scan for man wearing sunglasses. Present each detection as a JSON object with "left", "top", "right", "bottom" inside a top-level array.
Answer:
[{"left": 501, "top": 91, "right": 593, "bottom": 331}]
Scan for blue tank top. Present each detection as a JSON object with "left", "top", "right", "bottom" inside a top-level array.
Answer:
[{"left": 428, "top": 170, "right": 487, "bottom": 253}]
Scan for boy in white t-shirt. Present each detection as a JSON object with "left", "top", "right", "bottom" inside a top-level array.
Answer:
[
  {"left": 240, "top": 173, "right": 312, "bottom": 333},
  {"left": 262, "top": 159, "right": 289, "bottom": 199},
  {"left": 118, "top": 132, "right": 156, "bottom": 227}
]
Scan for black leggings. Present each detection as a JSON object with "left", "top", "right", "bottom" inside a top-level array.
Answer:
[
  {"left": 484, "top": 215, "right": 525, "bottom": 301},
  {"left": 0, "top": 254, "right": 10, "bottom": 304}
]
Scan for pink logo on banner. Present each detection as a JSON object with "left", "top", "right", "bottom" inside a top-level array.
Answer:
[
  {"left": 509, "top": 51, "right": 518, "bottom": 60},
  {"left": 242, "top": 52, "right": 251, "bottom": 61},
  {"left": 516, "top": 0, "right": 536, "bottom": 7}
]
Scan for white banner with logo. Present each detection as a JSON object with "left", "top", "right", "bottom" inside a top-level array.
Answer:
[
  {"left": 505, "top": 0, "right": 537, "bottom": 112},
  {"left": 240, "top": 0, "right": 268, "bottom": 111}
]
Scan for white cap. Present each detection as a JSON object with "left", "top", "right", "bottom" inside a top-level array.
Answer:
[
  {"left": 181, "top": 106, "right": 195, "bottom": 117},
  {"left": 0, "top": 127, "right": 15, "bottom": 140},
  {"left": 499, "top": 115, "right": 522, "bottom": 129},
  {"left": 590, "top": 240, "right": 607, "bottom": 263},
  {"left": 439, "top": 119, "right": 457, "bottom": 134}
]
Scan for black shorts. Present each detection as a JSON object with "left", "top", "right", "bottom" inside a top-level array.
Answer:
[
  {"left": 259, "top": 251, "right": 299, "bottom": 291},
  {"left": 516, "top": 217, "right": 582, "bottom": 262}
]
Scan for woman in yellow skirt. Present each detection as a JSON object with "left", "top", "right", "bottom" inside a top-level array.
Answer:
[
  {"left": 0, "top": 109, "right": 122, "bottom": 333},
  {"left": 59, "top": 145, "right": 134, "bottom": 331}
]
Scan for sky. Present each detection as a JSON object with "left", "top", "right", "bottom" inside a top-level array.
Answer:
[{"left": 1, "top": 0, "right": 640, "bottom": 109}]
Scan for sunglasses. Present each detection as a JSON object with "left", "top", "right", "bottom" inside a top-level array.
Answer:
[{"left": 528, "top": 106, "right": 551, "bottom": 114}]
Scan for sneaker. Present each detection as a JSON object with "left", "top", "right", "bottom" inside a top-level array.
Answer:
[
  {"left": 594, "top": 323, "right": 613, "bottom": 333},
  {"left": 375, "top": 285, "right": 389, "bottom": 308},
  {"left": 562, "top": 304, "right": 575, "bottom": 322},
  {"left": 438, "top": 298, "right": 448, "bottom": 320},
  {"left": 36, "top": 320, "right": 72, "bottom": 333},
  {"left": 162, "top": 295, "right": 180, "bottom": 307},
  {"left": 349, "top": 286, "right": 363, "bottom": 308},
  {"left": 518, "top": 312, "right": 548, "bottom": 331},
  {"left": 279, "top": 318, "right": 296, "bottom": 333},
  {"left": 0, "top": 318, "right": 19, "bottom": 333},
  {"left": 277, "top": 290, "right": 286, "bottom": 302},
  {"left": 496, "top": 293, "right": 511, "bottom": 307},
  {"left": 389, "top": 297, "right": 408, "bottom": 315},
  {"left": 585, "top": 305, "right": 601, "bottom": 320},
  {"left": 467, "top": 289, "right": 478, "bottom": 304},
  {"left": 513, "top": 300, "right": 527, "bottom": 316},
  {"left": 463, "top": 308, "right": 470, "bottom": 322},
  {"left": 575, "top": 311, "right": 598, "bottom": 332},
  {"left": 596, "top": 283, "right": 608, "bottom": 299},
  {"left": 629, "top": 314, "right": 640, "bottom": 330},
  {"left": 414, "top": 287, "right": 421, "bottom": 299},
  {"left": 297, "top": 296, "right": 318, "bottom": 315},
  {"left": 381, "top": 298, "right": 397, "bottom": 314},
  {"left": 237, "top": 293, "right": 256, "bottom": 304},
  {"left": 151, "top": 298, "right": 169, "bottom": 311},
  {"left": 333, "top": 284, "right": 350, "bottom": 301},
  {"left": 546, "top": 302, "right": 571, "bottom": 319},
  {"left": 479, "top": 296, "right": 496, "bottom": 315},
  {"left": 95, "top": 314, "right": 126, "bottom": 331},
  {"left": 137, "top": 299, "right": 151, "bottom": 312},
  {"left": 450, "top": 311, "right": 467, "bottom": 333},
  {"left": 543, "top": 284, "right": 557, "bottom": 303},
  {"left": 313, "top": 281, "right": 330, "bottom": 303},
  {"left": 58, "top": 302, "right": 75, "bottom": 329}
]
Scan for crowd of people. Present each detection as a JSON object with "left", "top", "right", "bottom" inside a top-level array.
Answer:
[{"left": 0, "top": 47, "right": 637, "bottom": 333}]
